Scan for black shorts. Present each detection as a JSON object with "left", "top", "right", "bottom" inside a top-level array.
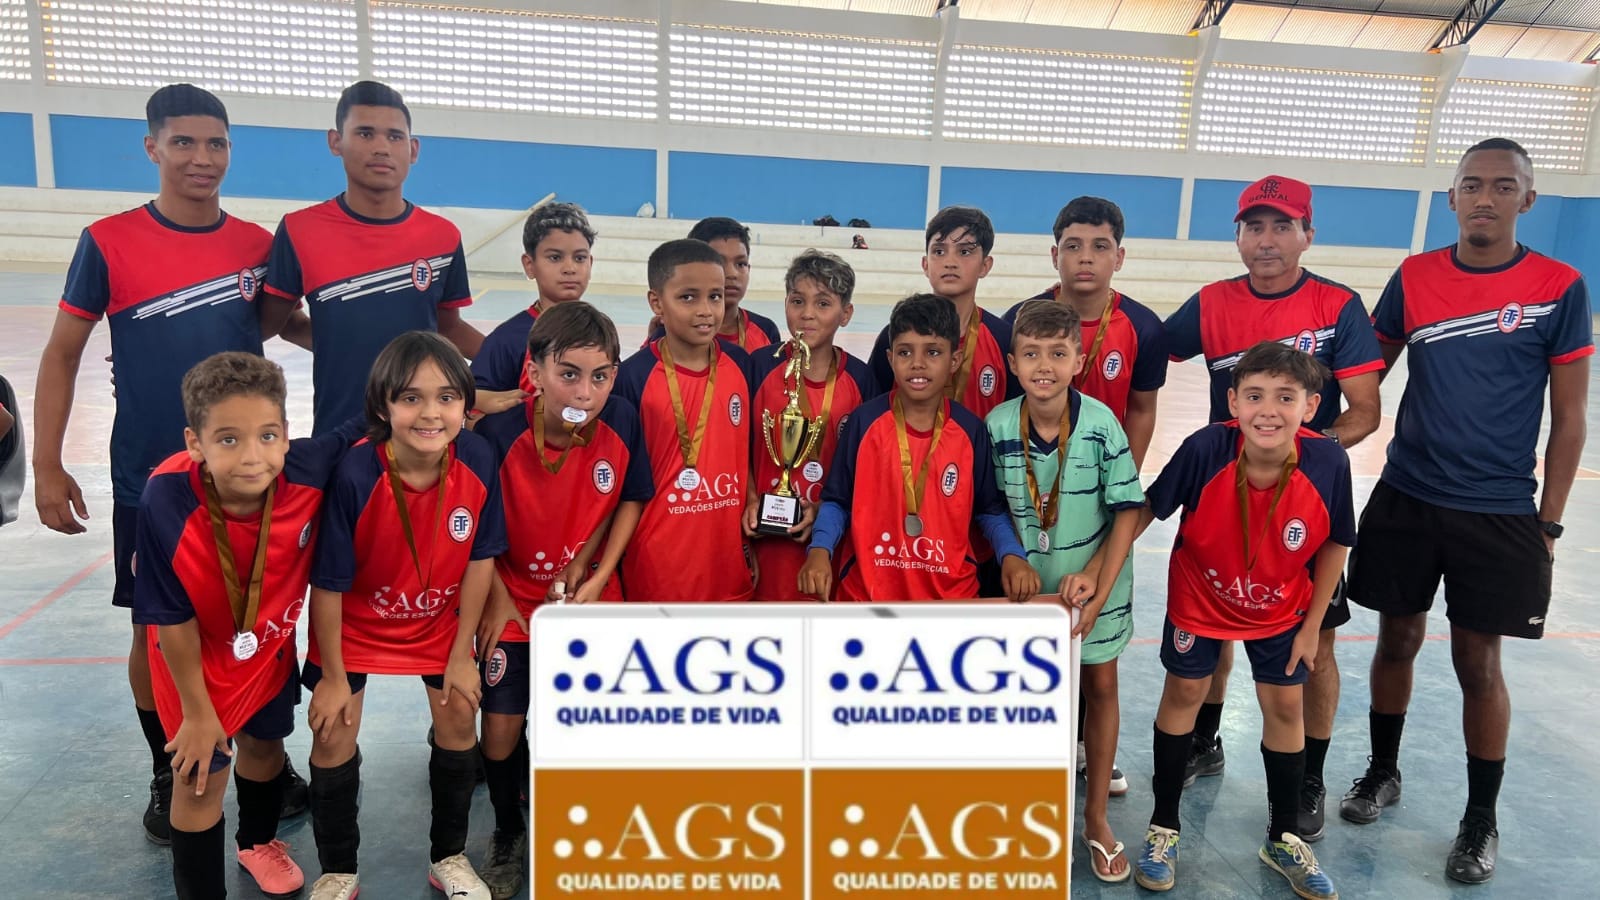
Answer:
[
  {"left": 1319, "top": 575, "right": 1350, "bottom": 630},
  {"left": 481, "top": 641, "right": 529, "bottom": 717},
  {"left": 1160, "top": 617, "right": 1309, "bottom": 686},
  {"left": 301, "top": 660, "right": 445, "bottom": 693},
  {"left": 1348, "top": 480, "right": 1552, "bottom": 639},
  {"left": 113, "top": 503, "right": 139, "bottom": 609},
  {"left": 207, "top": 667, "right": 301, "bottom": 774}
]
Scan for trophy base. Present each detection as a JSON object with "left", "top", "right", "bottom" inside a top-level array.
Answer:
[{"left": 755, "top": 493, "right": 801, "bottom": 537}]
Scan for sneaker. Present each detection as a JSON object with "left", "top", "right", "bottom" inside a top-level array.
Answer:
[
  {"left": 1183, "top": 736, "right": 1225, "bottom": 788},
  {"left": 1075, "top": 740, "right": 1086, "bottom": 774},
  {"left": 1446, "top": 814, "right": 1498, "bottom": 884},
  {"left": 480, "top": 829, "right": 528, "bottom": 900},
  {"left": 1108, "top": 765, "right": 1129, "bottom": 797},
  {"left": 1338, "top": 759, "right": 1401, "bottom": 824},
  {"left": 429, "top": 853, "right": 492, "bottom": 899},
  {"left": 1132, "top": 825, "right": 1180, "bottom": 892},
  {"left": 309, "top": 872, "right": 360, "bottom": 900},
  {"left": 1260, "top": 832, "right": 1338, "bottom": 900},
  {"left": 238, "top": 839, "right": 306, "bottom": 899},
  {"left": 144, "top": 769, "right": 173, "bottom": 845},
  {"left": 280, "top": 755, "right": 310, "bottom": 818},
  {"left": 1299, "top": 775, "right": 1326, "bottom": 842}
]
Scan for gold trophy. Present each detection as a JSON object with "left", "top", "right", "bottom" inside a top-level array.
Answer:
[{"left": 757, "top": 334, "right": 825, "bottom": 536}]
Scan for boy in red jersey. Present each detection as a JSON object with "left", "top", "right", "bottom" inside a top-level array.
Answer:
[
  {"left": 746, "top": 250, "right": 875, "bottom": 601},
  {"left": 136, "top": 353, "right": 361, "bottom": 899},
  {"left": 800, "top": 293, "right": 1038, "bottom": 603},
  {"left": 31, "top": 83, "right": 306, "bottom": 843},
  {"left": 615, "top": 239, "right": 759, "bottom": 602},
  {"left": 472, "top": 302, "right": 653, "bottom": 897},
  {"left": 1131, "top": 342, "right": 1352, "bottom": 900},
  {"left": 304, "top": 332, "right": 507, "bottom": 900}
]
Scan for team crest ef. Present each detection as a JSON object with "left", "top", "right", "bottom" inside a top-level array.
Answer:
[
  {"left": 1173, "top": 629, "right": 1195, "bottom": 654},
  {"left": 237, "top": 268, "right": 259, "bottom": 301},
  {"left": 979, "top": 365, "right": 998, "bottom": 397},
  {"left": 448, "top": 506, "right": 474, "bottom": 542},
  {"left": 592, "top": 459, "right": 616, "bottom": 495},
  {"left": 940, "top": 462, "right": 959, "bottom": 497},
  {"left": 1497, "top": 302, "right": 1524, "bottom": 333},
  {"left": 411, "top": 258, "right": 434, "bottom": 292},
  {"left": 1294, "top": 329, "right": 1318, "bottom": 353},
  {"left": 1282, "top": 518, "right": 1308, "bottom": 552},
  {"left": 1102, "top": 350, "right": 1124, "bottom": 382}
]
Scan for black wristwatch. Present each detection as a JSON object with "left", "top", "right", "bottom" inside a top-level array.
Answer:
[
  {"left": 1320, "top": 429, "right": 1341, "bottom": 446},
  {"left": 1539, "top": 520, "right": 1564, "bottom": 539}
]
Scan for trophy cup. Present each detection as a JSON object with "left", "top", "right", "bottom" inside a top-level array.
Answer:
[{"left": 757, "top": 335, "right": 825, "bottom": 536}]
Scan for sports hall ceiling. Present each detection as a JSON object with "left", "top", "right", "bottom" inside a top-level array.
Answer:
[{"left": 725, "top": 1, "right": 1600, "bottom": 62}]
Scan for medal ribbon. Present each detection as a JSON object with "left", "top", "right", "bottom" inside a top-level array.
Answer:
[
  {"left": 200, "top": 469, "right": 274, "bottom": 637},
  {"left": 947, "top": 309, "right": 985, "bottom": 402},
  {"left": 732, "top": 309, "right": 748, "bottom": 350},
  {"left": 530, "top": 395, "right": 591, "bottom": 475},
  {"left": 797, "top": 347, "right": 840, "bottom": 462},
  {"left": 891, "top": 393, "right": 947, "bottom": 518},
  {"left": 1075, "top": 289, "right": 1119, "bottom": 389},
  {"left": 1018, "top": 398, "right": 1073, "bottom": 531},
  {"left": 386, "top": 443, "right": 451, "bottom": 592},
  {"left": 659, "top": 340, "right": 719, "bottom": 470},
  {"left": 1235, "top": 443, "right": 1299, "bottom": 571}
]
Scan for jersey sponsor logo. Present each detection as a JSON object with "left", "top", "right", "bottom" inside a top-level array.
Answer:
[
  {"left": 1173, "top": 628, "right": 1195, "bottom": 654},
  {"left": 298, "top": 522, "right": 313, "bottom": 550},
  {"left": 1282, "top": 518, "right": 1308, "bottom": 552},
  {"left": 527, "top": 545, "right": 582, "bottom": 579},
  {"left": 1294, "top": 329, "right": 1318, "bottom": 354},
  {"left": 1497, "top": 302, "right": 1524, "bottom": 334},
  {"left": 940, "top": 462, "right": 959, "bottom": 497},
  {"left": 237, "top": 268, "right": 259, "bottom": 301},
  {"left": 485, "top": 647, "right": 508, "bottom": 687},
  {"left": 979, "top": 365, "right": 998, "bottom": 397},
  {"left": 1204, "top": 566, "right": 1288, "bottom": 611},
  {"left": 729, "top": 393, "right": 744, "bottom": 427},
  {"left": 448, "top": 506, "right": 475, "bottom": 543},
  {"left": 664, "top": 471, "right": 743, "bottom": 514},
  {"left": 370, "top": 583, "right": 459, "bottom": 619},
  {"left": 593, "top": 459, "right": 616, "bottom": 495},
  {"left": 411, "top": 258, "right": 435, "bottom": 292},
  {"left": 872, "top": 530, "right": 951, "bottom": 575},
  {"left": 1102, "top": 350, "right": 1124, "bottom": 382}
]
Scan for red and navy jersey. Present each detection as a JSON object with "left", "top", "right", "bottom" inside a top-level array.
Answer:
[
  {"left": 644, "top": 307, "right": 783, "bottom": 352},
  {"left": 1164, "top": 271, "right": 1383, "bottom": 431},
  {"left": 477, "top": 395, "right": 654, "bottom": 634},
  {"left": 1003, "top": 288, "right": 1169, "bottom": 421},
  {"left": 310, "top": 431, "right": 507, "bottom": 673},
  {"left": 821, "top": 394, "right": 1008, "bottom": 602},
  {"left": 60, "top": 204, "right": 270, "bottom": 505},
  {"left": 1373, "top": 245, "right": 1593, "bottom": 514},
  {"left": 132, "top": 430, "right": 353, "bottom": 741},
  {"left": 263, "top": 195, "right": 473, "bottom": 436},
  {"left": 472, "top": 304, "right": 538, "bottom": 395},
  {"left": 868, "top": 308, "right": 1020, "bottom": 419},
  {"left": 614, "top": 340, "right": 755, "bottom": 602},
  {"left": 748, "top": 346, "right": 875, "bottom": 601},
  {"left": 1147, "top": 423, "right": 1355, "bottom": 640}
]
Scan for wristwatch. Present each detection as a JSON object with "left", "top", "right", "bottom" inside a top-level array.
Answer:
[
  {"left": 1320, "top": 429, "right": 1341, "bottom": 446},
  {"left": 1539, "top": 520, "right": 1564, "bottom": 539}
]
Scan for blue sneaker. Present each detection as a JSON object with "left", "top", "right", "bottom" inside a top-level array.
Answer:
[
  {"left": 1132, "top": 825, "right": 1180, "bottom": 891},
  {"left": 1259, "top": 832, "right": 1338, "bottom": 900}
]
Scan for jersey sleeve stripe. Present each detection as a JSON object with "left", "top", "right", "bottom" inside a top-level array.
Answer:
[
  {"left": 440, "top": 297, "right": 473, "bottom": 308},
  {"left": 57, "top": 299, "right": 100, "bottom": 322},
  {"left": 1551, "top": 345, "right": 1596, "bottom": 366},
  {"left": 1332, "top": 358, "right": 1386, "bottom": 379}
]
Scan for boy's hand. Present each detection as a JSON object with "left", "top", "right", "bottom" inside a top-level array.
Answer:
[
  {"left": 798, "top": 548, "right": 833, "bottom": 601},
  {"left": 476, "top": 389, "right": 529, "bottom": 417},
  {"left": 1072, "top": 595, "right": 1108, "bottom": 639},
  {"left": 570, "top": 577, "right": 607, "bottom": 605},
  {"left": 1287, "top": 627, "right": 1320, "bottom": 676},
  {"left": 442, "top": 653, "right": 483, "bottom": 711},
  {"left": 308, "top": 678, "right": 355, "bottom": 743},
  {"left": 742, "top": 501, "right": 762, "bottom": 539},
  {"left": 166, "top": 713, "right": 230, "bottom": 796},
  {"left": 34, "top": 467, "right": 89, "bottom": 534},
  {"left": 1001, "top": 555, "right": 1041, "bottom": 604},
  {"left": 551, "top": 560, "right": 590, "bottom": 604},
  {"left": 789, "top": 499, "right": 818, "bottom": 543},
  {"left": 1057, "top": 572, "right": 1097, "bottom": 607},
  {"left": 475, "top": 590, "right": 527, "bottom": 665}
]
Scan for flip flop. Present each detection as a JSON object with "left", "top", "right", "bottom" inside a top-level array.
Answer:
[{"left": 1081, "top": 833, "right": 1131, "bottom": 883}]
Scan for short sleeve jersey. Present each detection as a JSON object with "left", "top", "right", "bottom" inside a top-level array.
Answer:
[
  {"left": 822, "top": 394, "right": 1007, "bottom": 602},
  {"left": 614, "top": 340, "right": 755, "bottom": 602},
  {"left": 310, "top": 431, "right": 507, "bottom": 673},
  {"left": 60, "top": 205, "right": 271, "bottom": 505},
  {"left": 472, "top": 305, "right": 539, "bottom": 395},
  {"left": 985, "top": 391, "right": 1146, "bottom": 607},
  {"left": 1146, "top": 423, "right": 1355, "bottom": 640},
  {"left": 263, "top": 195, "right": 472, "bottom": 436},
  {"left": 478, "top": 395, "right": 654, "bottom": 633},
  {"left": 1372, "top": 245, "right": 1594, "bottom": 514},
  {"left": 132, "top": 433, "right": 350, "bottom": 740},
  {"left": 1003, "top": 288, "right": 1169, "bottom": 420},
  {"left": 644, "top": 308, "right": 783, "bottom": 353},
  {"left": 869, "top": 309, "right": 1020, "bottom": 420},
  {"left": 1164, "top": 271, "right": 1384, "bottom": 431},
  {"left": 748, "top": 346, "right": 875, "bottom": 601}
]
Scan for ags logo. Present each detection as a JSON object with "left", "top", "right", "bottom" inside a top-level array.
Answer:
[
  {"left": 1497, "top": 302, "right": 1524, "bottom": 334},
  {"left": 940, "top": 463, "right": 959, "bottom": 497},
  {"left": 828, "top": 635, "right": 1061, "bottom": 696},
  {"left": 371, "top": 582, "right": 459, "bottom": 619},
  {"left": 448, "top": 506, "right": 474, "bottom": 542},
  {"left": 1282, "top": 517, "right": 1308, "bottom": 552},
  {"left": 978, "top": 365, "right": 998, "bottom": 397},
  {"left": 1102, "top": 350, "right": 1124, "bottom": 382},
  {"left": 237, "top": 268, "right": 259, "bottom": 301},
  {"left": 411, "top": 258, "right": 434, "bottom": 292},
  {"left": 593, "top": 459, "right": 616, "bottom": 495},
  {"left": 729, "top": 394, "right": 744, "bottom": 427},
  {"left": 1294, "top": 329, "right": 1318, "bottom": 353},
  {"left": 552, "top": 636, "right": 785, "bottom": 696}
]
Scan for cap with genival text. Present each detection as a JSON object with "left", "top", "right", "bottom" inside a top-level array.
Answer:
[{"left": 1235, "top": 176, "right": 1313, "bottom": 224}]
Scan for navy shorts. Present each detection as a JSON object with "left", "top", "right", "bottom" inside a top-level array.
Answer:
[
  {"left": 481, "top": 641, "right": 529, "bottom": 717},
  {"left": 113, "top": 503, "right": 139, "bottom": 608},
  {"left": 1319, "top": 575, "right": 1351, "bottom": 630},
  {"left": 301, "top": 660, "right": 445, "bottom": 693},
  {"left": 206, "top": 666, "right": 301, "bottom": 774},
  {"left": 1160, "top": 617, "right": 1309, "bottom": 687}
]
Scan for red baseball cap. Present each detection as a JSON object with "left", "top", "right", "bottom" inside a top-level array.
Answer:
[{"left": 1235, "top": 175, "right": 1313, "bottom": 224}]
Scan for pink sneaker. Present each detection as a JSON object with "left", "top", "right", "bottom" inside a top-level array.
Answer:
[{"left": 238, "top": 838, "right": 306, "bottom": 898}]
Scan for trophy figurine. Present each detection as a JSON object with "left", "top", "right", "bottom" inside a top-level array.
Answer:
[{"left": 757, "top": 334, "right": 825, "bottom": 536}]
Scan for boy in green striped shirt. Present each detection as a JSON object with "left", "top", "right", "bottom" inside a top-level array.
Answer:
[{"left": 986, "top": 301, "right": 1144, "bottom": 882}]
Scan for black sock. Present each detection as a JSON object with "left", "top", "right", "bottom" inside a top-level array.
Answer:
[
  {"left": 137, "top": 707, "right": 171, "bottom": 776},
  {"left": 482, "top": 751, "right": 527, "bottom": 836},
  {"left": 234, "top": 768, "right": 283, "bottom": 851},
  {"left": 1262, "top": 744, "right": 1305, "bottom": 842},
  {"left": 1370, "top": 709, "right": 1406, "bottom": 771},
  {"left": 1078, "top": 692, "right": 1088, "bottom": 741},
  {"left": 1194, "top": 702, "right": 1223, "bottom": 746},
  {"left": 1151, "top": 726, "right": 1191, "bottom": 831},
  {"left": 1465, "top": 754, "right": 1504, "bottom": 825},
  {"left": 516, "top": 730, "right": 531, "bottom": 805},
  {"left": 430, "top": 743, "right": 480, "bottom": 863},
  {"left": 310, "top": 751, "right": 362, "bottom": 875},
  {"left": 1304, "top": 736, "right": 1330, "bottom": 782},
  {"left": 171, "top": 818, "right": 227, "bottom": 900}
]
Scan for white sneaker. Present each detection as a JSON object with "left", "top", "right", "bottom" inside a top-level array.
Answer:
[
  {"left": 429, "top": 853, "right": 492, "bottom": 899},
  {"left": 1076, "top": 741, "right": 1087, "bottom": 774},
  {"left": 310, "top": 872, "right": 360, "bottom": 900},
  {"left": 1078, "top": 740, "right": 1130, "bottom": 797}
]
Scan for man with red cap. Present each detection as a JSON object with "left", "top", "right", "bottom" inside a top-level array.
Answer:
[{"left": 1163, "top": 175, "right": 1384, "bottom": 841}]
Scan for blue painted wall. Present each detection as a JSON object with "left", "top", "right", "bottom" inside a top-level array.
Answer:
[
  {"left": 1555, "top": 198, "right": 1600, "bottom": 300},
  {"left": 1192, "top": 179, "right": 1416, "bottom": 249},
  {"left": 939, "top": 168, "right": 1182, "bottom": 239},
  {"left": 1422, "top": 190, "right": 1565, "bottom": 257},
  {"left": 668, "top": 152, "right": 928, "bottom": 230},
  {"left": 0, "top": 113, "right": 35, "bottom": 187}
]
